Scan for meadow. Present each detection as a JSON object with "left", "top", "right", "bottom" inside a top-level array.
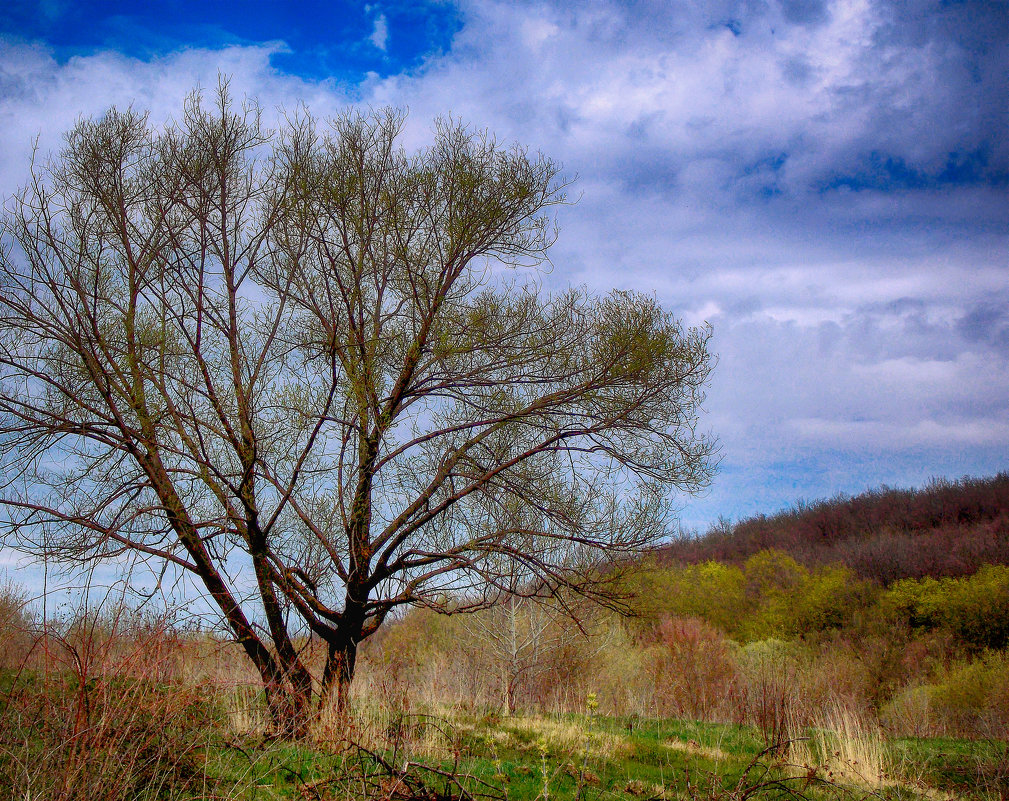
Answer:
[{"left": 1, "top": 473, "right": 1007, "bottom": 799}]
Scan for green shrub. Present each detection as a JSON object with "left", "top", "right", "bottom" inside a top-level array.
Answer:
[
  {"left": 879, "top": 565, "right": 1009, "bottom": 651},
  {"left": 793, "top": 565, "right": 876, "bottom": 634},
  {"left": 927, "top": 650, "right": 1009, "bottom": 737},
  {"left": 738, "top": 551, "right": 872, "bottom": 640},
  {"left": 624, "top": 559, "right": 747, "bottom": 636}
]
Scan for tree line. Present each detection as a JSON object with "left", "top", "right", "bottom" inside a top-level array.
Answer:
[{"left": 661, "top": 472, "right": 1009, "bottom": 582}]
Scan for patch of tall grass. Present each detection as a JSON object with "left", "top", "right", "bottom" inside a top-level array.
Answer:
[{"left": 789, "top": 702, "right": 892, "bottom": 790}]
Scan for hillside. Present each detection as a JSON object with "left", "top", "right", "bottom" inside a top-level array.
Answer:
[{"left": 660, "top": 472, "right": 1009, "bottom": 583}]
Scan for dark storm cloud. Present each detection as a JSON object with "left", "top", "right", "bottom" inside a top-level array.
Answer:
[
  {"left": 958, "top": 301, "right": 1009, "bottom": 351},
  {"left": 872, "top": 0, "right": 1009, "bottom": 51},
  {"left": 441, "top": 0, "right": 1008, "bottom": 232},
  {"left": 810, "top": 0, "right": 1009, "bottom": 196}
]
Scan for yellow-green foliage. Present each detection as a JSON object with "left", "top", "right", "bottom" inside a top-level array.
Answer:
[
  {"left": 739, "top": 551, "right": 806, "bottom": 639},
  {"left": 626, "top": 559, "right": 746, "bottom": 635},
  {"left": 372, "top": 607, "right": 467, "bottom": 670},
  {"left": 884, "top": 649, "right": 1009, "bottom": 738},
  {"left": 628, "top": 551, "right": 873, "bottom": 642},
  {"left": 590, "top": 623, "right": 650, "bottom": 715},
  {"left": 880, "top": 565, "right": 1009, "bottom": 650},
  {"left": 743, "top": 550, "right": 807, "bottom": 597},
  {"left": 740, "top": 551, "right": 875, "bottom": 640},
  {"left": 927, "top": 650, "right": 1009, "bottom": 736},
  {"left": 794, "top": 564, "right": 873, "bottom": 632}
]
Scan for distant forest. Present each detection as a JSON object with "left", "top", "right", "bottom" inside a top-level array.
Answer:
[{"left": 659, "top": 472, "right": 1009, "bottom": 584}]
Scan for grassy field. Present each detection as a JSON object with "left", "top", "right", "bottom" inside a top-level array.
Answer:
[
  {"left": 1, "top": 658, "right": 1006, "bottom": 800},
  {"left": 195, "top": 707, "right": 1009, "bottom": 800},
  {"left": 2, "top": 560, "right": 1007, "bottom": 801}
]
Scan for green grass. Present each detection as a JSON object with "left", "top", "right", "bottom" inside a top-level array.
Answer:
[
  {"left": 319, "top": 711, "right": 1007, "bottom": 800},
  {"left": 2, "top": 669, "right": 1003, "bottom": 801},
  {"left": 890, "top": 735, "right": 1009, "bottom": 799},
  {"left": 188, "top": 711, "right": 784, "bottom": 800}
]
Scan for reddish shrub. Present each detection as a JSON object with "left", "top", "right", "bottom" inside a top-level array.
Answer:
[{"left": 644, "top": 616, "right": 742, "bottom": 722}]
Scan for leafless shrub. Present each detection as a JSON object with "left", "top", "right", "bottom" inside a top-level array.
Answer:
[
  {"left": 0, "top": 595, "right": 224, "bottom": 800},
  {"left": 645, "top": 616, "right": 744, "bottom": 722}
]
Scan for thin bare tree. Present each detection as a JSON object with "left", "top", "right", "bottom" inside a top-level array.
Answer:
[
  {"left": 473, "top": 592, "right": 585, "bottom": 716},
  {"left": 0, "top": 83, "right": 716, "bottom": 735}
]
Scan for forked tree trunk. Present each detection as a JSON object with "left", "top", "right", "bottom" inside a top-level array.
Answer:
[{"left": 506, "top": 678, "right": 518, "bottom": 716}]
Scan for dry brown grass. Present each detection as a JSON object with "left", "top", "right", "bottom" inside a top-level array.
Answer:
[
  {"left": 788, "top": 702, "right": 892, "bottom": 790},
  {"left": 496, "top": 715, "right": 632, "bottom": 759},
  {"left": 0, "top": 610, "right": 223, "bottom": 800},
  {"left": 663, "top": 738, "right": 730, "bottom": 761}
]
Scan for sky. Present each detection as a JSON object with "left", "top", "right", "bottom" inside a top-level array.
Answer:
[{"left": 0, "top": 0, "right": 1006, "bottom": 538}]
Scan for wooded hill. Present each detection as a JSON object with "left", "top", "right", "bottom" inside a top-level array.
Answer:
[{"left": 659, "top": 472, "right": 1009, "bottom": 583}]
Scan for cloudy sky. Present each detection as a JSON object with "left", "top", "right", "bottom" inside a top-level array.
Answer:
[{"left": 1, "top": 0, "right": 1006, "bottom": 532}]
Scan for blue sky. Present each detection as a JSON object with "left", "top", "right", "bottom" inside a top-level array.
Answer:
[
  {"left": 0, "top": 0, "right": 1006, "bottom": 541},
  {"left": 1, "top": 1, "right": 460, "bottom": 81}
]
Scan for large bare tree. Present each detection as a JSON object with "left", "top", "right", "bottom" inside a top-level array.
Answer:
[{"left": 0, "top": 84, "right": 715, "bottom": 734}]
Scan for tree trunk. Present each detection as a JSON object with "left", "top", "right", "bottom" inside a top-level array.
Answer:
[
  {"left": 322, "top": 632, "right": 360, "bottom": 719},
  {"left": 263, "top": 669, "right": 313, "bottom": 739}
]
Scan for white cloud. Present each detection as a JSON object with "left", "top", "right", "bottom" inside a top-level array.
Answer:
[
  {"left": 0, "top": 41, "right": 358, "bottom": 194},
  {"left": 789, "top": 417, "right": 1009, "bottom": 449},
  {"left": 370, "top": 13, "right": 389, "bottom": 51}
]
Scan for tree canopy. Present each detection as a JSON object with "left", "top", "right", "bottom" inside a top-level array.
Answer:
[{"left": 0, "top": 84, "right": 715, "bottom": 734}]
